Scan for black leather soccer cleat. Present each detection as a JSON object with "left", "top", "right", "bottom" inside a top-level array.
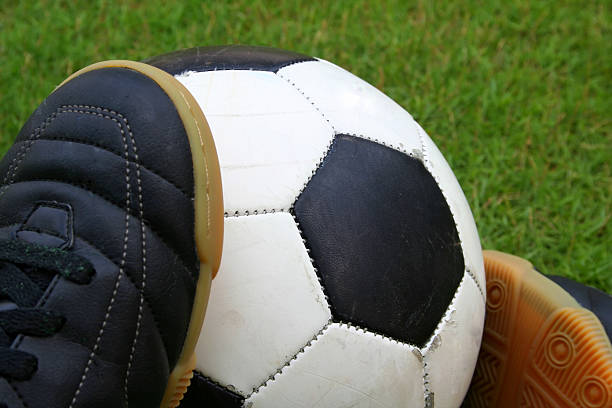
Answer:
[{"left": 0, "top": 61, "right": 223, "bottom": 407}]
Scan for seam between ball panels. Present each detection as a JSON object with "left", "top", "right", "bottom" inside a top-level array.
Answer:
[
  {"left": 413, "top": 120, "right": 485, "bottom": 303},
  {"left": 277, "top": 61, "right": 424, "bottom": 165},
  {"left": 225, "top": 210, "right": 332, "bottom": 328},
  {"left": 274, "top": 70, "right": 336, "bottom": 134},
  {"left": 466, "top": 267, "right": 485, "bottom": 300},
  {"left": 247, "top": 321, "right": 425, "bottom": 405},
  {"left": 190, "top": 370, "right": 246, "bottom": 403},
  {"left": 247, "top": 320, "right": 332, "bottom": 399},
  {"left": 291, "top": 132, "right": 337, "bottom": 211},
  {"left": 420, "top": 273, "right": 468, "bottom": 354},
  {"left": 289, "top": 211, "right": 333, "bottom": 311},
  {"left": 326, "top": 322, "right": 428, "bottom": 408},
  {"left": 333, "top": 320, "right": 421, "bottom": 349},
  {"left": 224, "top": 208, "right": 289, "bottom": 218},
  {"left": 271, "top": 57, "right": 317, "bottom": 72},
  {"left": 275, "top": 71, "right": 342, "bottom": 314},
  {"left": 287, "top": 133, "right": 339, "bottom": 255},
  {"left": 275, "top": 69, "right": 338, "bottom": 205},
  {"left": 423, "top": 372, "right": 434, "bottom": 408},
  {"left": 419, "top": 272, "right": 482, "bottom": 408},
  {"left": 339, "top": 131, "right": 422, "bottom": 161}
]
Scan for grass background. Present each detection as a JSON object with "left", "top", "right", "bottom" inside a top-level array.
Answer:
[{"left": 1, "top": 0, "right": 610, "bottom": 292}]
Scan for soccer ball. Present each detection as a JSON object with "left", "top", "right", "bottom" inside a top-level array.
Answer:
[{"left": 147, "top": 45, "right": 486, "bottom": 407}]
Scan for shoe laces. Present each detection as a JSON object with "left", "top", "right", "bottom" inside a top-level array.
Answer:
[{"left": 0, "top": 239, "right": 95, "bottom": 381}]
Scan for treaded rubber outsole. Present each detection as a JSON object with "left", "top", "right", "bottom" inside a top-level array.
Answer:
[
  {"left": 61, "top": 61, "right": 223, "bottom": 408},
  {"left": 166, "top": 353, "right": 197, "bottom": 408},
  {"left": 465, "top": 250, "right": 612, "bottom": 408}
]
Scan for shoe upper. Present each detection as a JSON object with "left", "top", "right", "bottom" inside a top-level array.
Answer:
[{"left": 0, "top": 67, "right": 200, "bottom": 407}]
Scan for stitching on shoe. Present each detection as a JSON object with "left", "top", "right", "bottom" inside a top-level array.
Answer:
[
  {"left": 16, "top": 226, "right": 66, "bottom": 240},
  {"left": 69, "top": 233, "right": 183, "bottom": 330},
  {"left": 16, "top": 200, "right": 74, "bottom": 248},
  {"left": 11, "top": 244, "right": 163, "bottom": 354},
  {"left": 9, "top": 136, "right": 193, "bottom": 199},
  {"left": 0, "top": 109, "right": 63, "bottom": 202},
  {"left": 10, "top": 177, "right": 191, "bottom": 276},
  {"left": 177, "top": 91, "right": 212, "bottom": 240},
  {"left": 150, "top": 80, "right": 212, "bottom": 240},
  {"left": 1, "top": 203, "right": 186, "bottom": 331},
  {"left": 124, "top": 113, "right": 147, "bottom": 403},
  {"left": 3, "top": 217, "right": 168, "bottom": 353},
  {"left": 70, "top": 106, "right": 133, "bottom": 408}
]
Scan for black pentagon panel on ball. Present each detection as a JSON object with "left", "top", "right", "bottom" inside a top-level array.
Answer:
[
  {"left": 180, "top": 371, "right": 245, "bottom": 408},
  {"left": 293, "top": 134, "right": 464, "bottom": 347},
  {"left": 145, "top": 45, "right": 315, "bottom": 75}
]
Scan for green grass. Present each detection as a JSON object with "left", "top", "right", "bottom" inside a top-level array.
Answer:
[{"left": 1, "top": 0, "right": 610, "bottom": 292}]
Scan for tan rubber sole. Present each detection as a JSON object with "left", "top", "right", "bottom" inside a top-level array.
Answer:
[
  {"left": 465, "top": 250, "right": 612, "bottom": 408},
  {"left": 62, "top": 61, "right": 224, "bottom": 408}
]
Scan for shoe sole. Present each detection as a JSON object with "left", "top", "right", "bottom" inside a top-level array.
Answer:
[
  {"left": 465, "top": 250, "right": 612, "bottom": 407},
  {"left": 62, "top": 61, "right": 224, "bottom": 408}
]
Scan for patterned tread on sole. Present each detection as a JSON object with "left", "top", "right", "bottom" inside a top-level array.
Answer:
[
  {"left": 522, "top": 307, "right": 612, "bottom": 407},
  {"left": 464, "top": 250, "right": 612, "bottom": 408},
  {"left": 166, "top": 352, "right": 197, "bottom": 408},
  {"left": 466, "top": 350, "right": 501, "bottom": 407},
  {"left": 520, "top": 381, "right": 556, "bottom": 407},
  {"left": 464, "top": 251, "right": 526, "bottom": 407},
  {"left": 167, "top": 367, "right": 195, "bottom": 408}
]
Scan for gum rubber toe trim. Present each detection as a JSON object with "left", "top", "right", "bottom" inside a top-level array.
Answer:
[
  {"left": 466, "top": 250, "right": 612, "bottom": 408},
  {"left": 61, "top": 61, "right": 223, "bottom": 408}
]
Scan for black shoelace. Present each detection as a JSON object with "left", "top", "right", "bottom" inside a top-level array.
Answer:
[{"left": 0, "top": 239, "right": 95, "bottom": 381}]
